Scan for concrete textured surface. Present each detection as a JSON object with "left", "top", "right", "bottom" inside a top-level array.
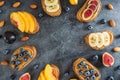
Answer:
[{"left": 0, "top": 0, "right": 120, "bottom": 80}]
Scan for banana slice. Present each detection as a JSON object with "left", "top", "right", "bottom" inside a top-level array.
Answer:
[
  {"left": 46, "top": 4, "right": 59, "bottom": 12},
  {"left": 102, "top": 32, "right": 110, "bottom": 46},
  {"left": 96, "top": 33, "right": 104, "bottom": 48},
  {"left": 89, "top": 33, "right": 98, "bottom": 47},
  {"left": 45, "top": 0, "right": 58, "bottom": 6}
]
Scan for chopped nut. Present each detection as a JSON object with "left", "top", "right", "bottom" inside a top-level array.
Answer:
[
  {"left": 109, "top": 20, "right": 116, "bottom": 27},
  {"left": 0, "top": 60, "right": 9, "bottom": 66},
  {"left": 21, "top": 36, "right": 29, "bottom": 41},
  {"left": 12, "top": 1, "right": 21, "bottom": 8},
  {"left": 113, "top": 47, "right": 120, "bottom": 52},
  {"left": 107, "top": 3, "right": 114, "bottom": 10},
  {"left": 0, "top": 20, "right": 5, "bottom": 28},
  {"left": 30, "top": 4, "right": 37, "bottom": 9},
  {"left": 0, "top": 1, "right": 5, "bottom": 7}
]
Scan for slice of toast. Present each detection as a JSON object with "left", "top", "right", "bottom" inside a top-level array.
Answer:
[
  {"left": 41, "top": 0, "right": 62, "bottom": 17},
  {"left": 85, "top": 30, "right": 114, "bottom": 50},
  {"left": 73, "top": 58, "right": 101, "bottom": 80},
  {"left": 9, "top": 46, "right": 37, "bottom": 71},
  {"left": 76, "top": 0, "right": 102, "bottom": 22}
]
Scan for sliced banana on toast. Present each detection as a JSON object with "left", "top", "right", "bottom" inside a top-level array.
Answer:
[
  {"left": 41, "top": 0, "right": 62, "bottom": 16},
  {"left": 85, "top": 30, "right": 114, "bottom": 50}
]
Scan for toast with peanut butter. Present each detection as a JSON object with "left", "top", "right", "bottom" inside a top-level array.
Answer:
[
  {"left": 73, "top": 58, "right": 101, "bottom": 80},
  {"left": 9, "top": 46, "right": 37, "bottom": 71},
  {"left": 76, "top": 0, "right": 102, "bottom": 22},
  {"left": 41, "top": 0, "right": 62, "bottom": 17},
  {"left": 85, "top": 30, "right": 114, "bottom": 50}
]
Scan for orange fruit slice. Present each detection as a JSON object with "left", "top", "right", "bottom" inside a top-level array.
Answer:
[
  {"left": 69, "top": 0, "right": 78, "bottom": 5},
  {"left": 10, "top": 12, "right": 25, "bottom": 32}
]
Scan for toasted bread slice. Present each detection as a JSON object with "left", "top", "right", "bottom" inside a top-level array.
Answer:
[
  {"left": 76, "top": 0, "right": 102, "bottom": 22},
  {"left": 10, "top": 46, "right": 37, "bottom": 71},
  {"left": 85, "top": 30, "right": 114, "bottom": 50},
  {"left": 73, "top": 58, "right": 101, "bottom": 80},
  {"left": 41, "top": 0, "right": 62, "bottom": 17},
  {"left": 38, "top": 64, "right": 60, "bottom": 80}
]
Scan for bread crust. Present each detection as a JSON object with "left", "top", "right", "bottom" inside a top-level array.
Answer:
[
  {"left": 85, "top": 30, "right": 114, "bottom": 50},
  {"left": 76, "top": 0, "right": 102, "bottom": 22},
  {"left": 41, "top": 0, "right": 62, "bottom": 17},
  {"left": 73, "top": 58, "right": 101, "bottom": 80},
  {"left": 10, "top": 46, "right": 37, "bottom": 71}
]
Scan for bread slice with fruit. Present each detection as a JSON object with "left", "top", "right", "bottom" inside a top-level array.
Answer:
[
  {"left": 41, "top": 0, "right": 62, "bottom": 17},
  {"left": 85, "top": 30, "right": 114, "bottom": 50},
  {"left": 76, "top": 0, "right": 102, "bottom": 22},
  {"left": 9, "top": 46, "right": 37, "bottom": 71},
  {"left": 10, "top": 11, "right": 40, "bottom": 34},
  {"left": 73, "top": 58, "right": 101, "bottom": 80},
  {"left": 38, "top": 64, "right": 60, "bottom": 80}
]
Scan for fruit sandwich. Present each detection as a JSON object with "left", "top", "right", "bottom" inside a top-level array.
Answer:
[
  {"left": 76, "top": 0, "right": 102, "bottom": 22},
  {"left": 41, "top": 0, "right": 62, "bottom": 16},
  {"left": 85, "top": 30, "right": 114, "bottom": 50}
]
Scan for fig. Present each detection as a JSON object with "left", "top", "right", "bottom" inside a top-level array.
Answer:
[
  {"left": 19, "top": 73, "right": 31, "bottom": 80},
  {"left": 82, "top": 9, "right": 93, "bottom": 20},
  {"left": 102, "top": 52, "right": 114, "bottom": 67}
]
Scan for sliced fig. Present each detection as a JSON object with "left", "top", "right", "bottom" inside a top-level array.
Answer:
[
  {"left": 82, "top": 9, "right": 93, "bottom": 20},
  {"left": 19, "top": 73, "right": 31, "bottom": 80},
  {"left": 88, "top": 4, "right": 96, "bottom": 12},
  {"left": 102, "top": 52, "right": 114, "bottom": 67}
]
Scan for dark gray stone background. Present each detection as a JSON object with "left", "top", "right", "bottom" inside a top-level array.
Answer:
[{"left": 0, "top": 0, "right": 120, "bottom": 80}]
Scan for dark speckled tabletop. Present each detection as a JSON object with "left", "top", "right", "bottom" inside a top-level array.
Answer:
[{"left": 0, "top": 0, "right": 120, "bottom": 80}]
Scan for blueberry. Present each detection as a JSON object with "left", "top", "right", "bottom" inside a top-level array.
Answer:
[
  {"left": 0, "top": 35, "right": 3, "bottom": 38},
  {"left": 91, "top": 75, "right": 96, "bottom": 80},
  {"left": 64, "top": 7, "right": 70, "bottom": 12},
  {"left": 87, "top": 25, "right": 93, "bottom": 30},
  {"left": 38, "top": 13, "right": 44, "bottom": 18},
  {"left": 77, "top": 64, "right": 82, "bottom": 68},
  {"left": 23, "top": 51, "right": 29, "bottom": 56},
  {"left": 64, "top": 72, "right": 69, "bottom": 77},
  {"left": 23, "top": 57, "right": 28, "bottom": 62},
  {"left": 86, "top": 77, "right": 90, "bottom": 80},
  {"left": 3, "top": 49, "right": 11, "bottom": 55},
  {"left": 10, "top": 74, "right": 16, "bottom": 80},
  {"left": 0, "top": 9, "right": 3, "bottom": 14},
  {"left": 15, "top": 60, "right": 21, "bottom": 65},
  {"left": 20, "top": 48, "right": 25, "bottom": 53},
  {"left": 84, "top": 65, "right": 89, "bottom": 69},
  {"left": 90, "top": 69, "right": 95, "bottom": 74},
  {"left": 116, "top": 65, "right": 120, "bottom": 70},
  {"left": 100, "top": 19, "right": 107, "bottom": 24},
  {"left": 80, "top": 61, "right": 86, "bottom": 65},
  {"left": 13, "top": 55, "right": 18, "bottom": 60},
  {"left": 33, "top": 64, "right": 39, "bottom": 69},
  {"left": 3, "top": 31, "right": 16, "bottom": 44},
  {"left": 92, "top": 55, "right": 99, "bottom": 61},
  {"left": 107, "top": 76, "right": 114, "bottom": 80},
  {"left": 10, "top": 61, "right": 15, "bottom": 65},
  {"left": 18, "top": 53, "right": 23, "bottom": 58},
  {"left": 95, "top": 73, "right": 99, "bottom": 77},
  {"left": 79, "top": 70, "right": 84, "bottom": 75},
  {"left": 85, "top": 71, "right": 90, "bottom": 76}
]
